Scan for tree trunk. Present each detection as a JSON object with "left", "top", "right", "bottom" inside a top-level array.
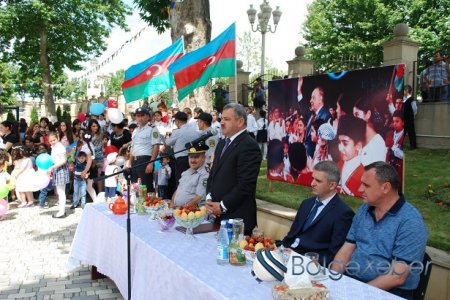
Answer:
[
  {"left": 170, "top": 0, "right": 213, "bottom": 111},
  {"left": 39, "top": 23, "right": 56, "bottom": 120}
]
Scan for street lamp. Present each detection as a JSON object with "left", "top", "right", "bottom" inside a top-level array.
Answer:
[{"left": 247, "top": 1, "right": 282, "bottom": 77}]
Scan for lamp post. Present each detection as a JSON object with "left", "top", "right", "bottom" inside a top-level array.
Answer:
[{"left": 247, "top": 1, "right": 282, "bottom": 77}]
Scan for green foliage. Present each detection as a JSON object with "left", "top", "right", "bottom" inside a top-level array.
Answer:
[
  {"left": 6, "top": 110, "right": 16, "bottom": 122},
  {"left": 237, "top": 32, "right": 261, "bottom": 74},
  {"left": 62, "top": 110, "right": 71, "bottom": 122},
  {"left": 105, "top": 69, "right": 125, "bottom": 97},
  {"left": 303, "top": 0, "right": 450, "bottom": 72},
  {"left": 56, "top": 106, "right": 62, "bottom": 122},
  {"left": 30, "top": 106, "right": 39, "bottom": 124},
  {"left": 134, "top": 0, "right": 172, "bottom": 34}
]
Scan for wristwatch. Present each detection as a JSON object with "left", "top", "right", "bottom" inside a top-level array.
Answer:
[{"left": 220, "top": 201, "right": 227, "bottom": 214}]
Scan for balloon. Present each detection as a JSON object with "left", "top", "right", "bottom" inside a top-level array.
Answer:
[
  {"left": 90, "top": 103, "right": 105, "bottom": 116},
  {"left": 0, "top": 185, "right": 9, "bottom": 199},
  {"left": 108, "top": 108, "right": 124, "bottom": 124},
  {"left": 78, "top": 112, "right": 86, "bottom": 122},
  {"left": 116, "top": 156, "right": 125, "bottom": 167},
  {"left": 30, "top": 170, "right": 51, "bottom": 191},
  {"left": 36, "top": 153, "right": 54, "bottom": 170},
  {"left": 107, "top": 99, "right": 118, "bottom": 108},
  {"left": 104, "top": 145, "right": 119, "bottom": 156},
  {"left": 0, "top": 199, "right": 8, "bottom": 218}
]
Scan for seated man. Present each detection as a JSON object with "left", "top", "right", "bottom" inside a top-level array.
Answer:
[
  {"left": 332, "top": 162, "right": 428, "bottom": 300},
  {"left": 279, "top": 161, "right": 354, "bottom": 266},
  {"left": 169, "top": 144, "right": 209, "bottom": 208}
]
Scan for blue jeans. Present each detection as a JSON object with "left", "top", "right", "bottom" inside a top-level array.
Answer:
[
  {"left": 73, "top": 177, "right": 87, "bottom": 206},
  {"left": 38, "top": 187, "right": 50, "bottom": 207}
]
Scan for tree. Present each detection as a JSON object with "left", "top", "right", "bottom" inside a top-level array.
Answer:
[
  {"left": 0, "top": 1, "right": 131, "bottom": 119},
  {"left": 105, "top": 70, "right": 125, "bottom": 98},
  {"left": 6, "top": 111, "right": 16, "bottom": 122},
  {"left": 303, "top": 0, "right": 450, "bottom": 72},
  {"left": 135, "top": 0, "right": 213, "bottom": 110},
  {"left": 30, "top": 106, "right": 39, "bottom": 124},
  {"left": 56, "top": 106, "right": 62, "bottom": 122},
  {"left": 237, "top": 32, "right": 261, "bottom": 74}
]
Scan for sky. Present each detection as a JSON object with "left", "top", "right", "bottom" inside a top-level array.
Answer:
[{"left": 67, "top": 0, "right": 313, "bottom": 80}]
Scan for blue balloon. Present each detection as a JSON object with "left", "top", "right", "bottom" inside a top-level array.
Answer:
[
  {"left": 36, "top": 153, "right": 54, "bottom": 171},
  {"left": 90, "top": 103, "right": 105, "bottom": 116}
]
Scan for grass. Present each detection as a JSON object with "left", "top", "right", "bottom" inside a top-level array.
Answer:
[{"left": 255, "top": 148, "right": 450, "bottom": 253}]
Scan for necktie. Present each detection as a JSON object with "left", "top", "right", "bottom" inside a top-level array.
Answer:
[
  {"left": 302, "top": 200, "right": 323, "bottom": 231},
  {"left": 220, "top": 138, "right": 231, "bottom": 158}
]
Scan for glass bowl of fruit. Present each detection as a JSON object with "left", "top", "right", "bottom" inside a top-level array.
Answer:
[
  {"left": 156, "top": 210, "right": 176, "bottom": 231},
  {"left": 173, "top": 206, "right": 207, "bottom": 239},
  {"left": 143, "top": 195, "right": 166, "bottom": 217},
  {"left": 239, "top": 235, "right": 277, "bottom": 262}
]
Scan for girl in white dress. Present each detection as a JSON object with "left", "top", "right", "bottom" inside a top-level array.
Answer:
[{"left": 11, "top": 145, "right": 35, "bottom": 207}]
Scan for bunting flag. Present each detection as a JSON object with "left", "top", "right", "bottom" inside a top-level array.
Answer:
[
  {"left": 121, "top": 38, "right": 184, "bottom": 103},
  {"left": 168, "top": 23, "right": 236, "bottom": 101}
]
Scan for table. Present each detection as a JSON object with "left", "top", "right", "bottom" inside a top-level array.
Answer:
[{"left": 67, "top": 203, "right": 403, "bottom": 300}]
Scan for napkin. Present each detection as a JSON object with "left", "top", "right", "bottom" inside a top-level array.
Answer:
[{"left": 284, "top": 253, "right": 313, "bottom": 289}]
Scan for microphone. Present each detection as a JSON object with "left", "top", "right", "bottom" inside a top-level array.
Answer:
[{"left": 185, "top": 131, "right": 214, "bottom": 148}]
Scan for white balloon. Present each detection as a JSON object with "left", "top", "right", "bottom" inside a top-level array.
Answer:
[
  {"left": 17, "top": 169, "right": 51, "bottom": 192},
  {"left": 108, "top": 108, "right": 124, "bottom": 124}
]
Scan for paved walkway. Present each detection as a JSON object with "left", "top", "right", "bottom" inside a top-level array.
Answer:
[{"left": 0, "top": 198, "right": 123, "bottom": 300}]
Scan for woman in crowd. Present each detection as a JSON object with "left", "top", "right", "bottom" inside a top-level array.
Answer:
[
  {"left": 25, "top": 122, "right": 41, "bottom": 144},
  {"left": 210, "top": 110, "right": 221, "bottom": 135},
  {"left": 88, "top": 119, "right": 104, "bottom": 193},
  {"left": 37, "top": 117, "right": 51, "bottom": 147},
  {"left": 58, "top": 121, "right": 74, "bottom": 148},
  {"left": 72, "top": 119, "right": 82, "bottom": 141},
  {"left": 47, "top": 132, "right": 70, "bottom": 218},
  {"left": 110, "top": 122, "right": 132, "bottom": 151},
  {"left": 0, "top": 120, "right": 19, "bottom": 154}
]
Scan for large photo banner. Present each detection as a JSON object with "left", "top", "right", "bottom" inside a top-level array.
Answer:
[{"left": 267, "top": 65, "right": 405, "bottom": 196}]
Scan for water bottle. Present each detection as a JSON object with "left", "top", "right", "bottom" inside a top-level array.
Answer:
[
  {"left": 217, "top": 220, "right": 229, "bottom": 265},
  {"left": 227, "top": 219, "right": 234, "bottom": 242}
]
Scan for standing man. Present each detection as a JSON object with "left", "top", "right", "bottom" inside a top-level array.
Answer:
[
  {"left": 402, "top": 84, "right": 417, "bottom": 150},
  {"left": 165, "top": 111, "right": 201, "bottom": 186},
  {"left": 279, "top": 161, "right": 354, "bottom": 265},
  {"left": 332, "top": 162, "right": 428, "bottom": 300},
  {"left": 423, "top": 50, "right": 449, "bottom": 102},
  {"left": 129, "top": 107, "right": 162, "bottom": 192},
  {"left": 205, "top": 103, "right": 262, "bottom": 235},
  {"left": 196, "top": 112, "right": 219, "bottom": 166},
  {"left": 298, "top": 80, "right": 331, "bottom": 157}
]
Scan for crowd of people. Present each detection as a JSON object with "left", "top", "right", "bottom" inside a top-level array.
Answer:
[{"left": 0, "top": 97, "right": 428, "bottom": 299}]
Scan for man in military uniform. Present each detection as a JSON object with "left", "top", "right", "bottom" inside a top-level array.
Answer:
[
  {"left": 195, "top": 112, "right": 219, "bottom": 166},
  {"left": 165, "top": 111, "right": 201, "bottom": 186},
  {"left": 129, "top": 107, "right": 162, "bottom": 192},
  {"left": 170, "top": 144, "right": 209, "bottom": 208}
]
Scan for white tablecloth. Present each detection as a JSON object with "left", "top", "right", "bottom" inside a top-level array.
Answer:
[{"left": 68, "top": 203, "right": 403, "bottom": 300}]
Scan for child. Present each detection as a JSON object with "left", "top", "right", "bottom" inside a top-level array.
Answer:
[
  {"left": 71, "top": 151, "right": 88, "bottom": 209},
  {"left": 385, "top": 110, "right": 405, "bottom": 185},
  {"left": 0, "top": 151, "right": 11, "bottom": 191},
  {"left": 336, "top": 115, "right": 367, "bottom": 197},
  {"left": 157, "top": 156, "right": 172, "bottom": 199},
  {"left": 104, "top": 152, "right": 120, "bottom": 201},
  {"left": 312, "top": 122, "right": 335, "bottom": 166},
  {"left": 11, "top": 144, "right": 35, "bottom": 207}
]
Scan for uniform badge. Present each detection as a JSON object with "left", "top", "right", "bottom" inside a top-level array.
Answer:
[
  {"left": 202, "top": 178, "right": 208, "bottom": 187},
  {"left": 208, "top": 139, "right": 216, "bottom": 148},
  {"left": 152, "top": 131, "right": 159, "bottom": 139}
]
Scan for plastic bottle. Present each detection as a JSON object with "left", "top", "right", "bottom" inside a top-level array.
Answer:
[
  {"left": 227, "top": 219, "right": 234, "bottom": 242},
  {"left": 217, "top": 220, "right": 229, "bottom": 265}
]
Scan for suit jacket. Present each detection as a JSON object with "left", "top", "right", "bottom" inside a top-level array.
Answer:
[
  {"left": 206, "top": 131, "right": 262, "bottom": 235},
  {"left": 281, "top": 194, "right": 354, "bottom": 265},
  {"left": 304, "top": 107, "right": 331, "bottom": 157}
]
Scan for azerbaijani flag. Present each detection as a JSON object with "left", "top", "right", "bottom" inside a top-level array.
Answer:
[
  {"left": 168, "top": 23, "right": 236, "bottom": 101},
  {"left": 121, "top": 38, "right": 184, "bottom": 103}
]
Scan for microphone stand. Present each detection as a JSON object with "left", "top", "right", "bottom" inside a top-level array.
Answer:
[{"left": 92, "top": 138, "right": 209, "bottom": 300}]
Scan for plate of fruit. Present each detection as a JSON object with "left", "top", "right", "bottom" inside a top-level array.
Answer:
[
  {"left": 239, "top": 235, "right": 277, "bottom": 261},
  {"left": 143, "top": 195, "right": 166, "bottom": 212},
  {"left": 173, "top": 206, "right": 207, "bottom": 239}
]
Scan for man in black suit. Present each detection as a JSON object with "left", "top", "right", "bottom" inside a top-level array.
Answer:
[
  {"left": 280, "top": 161, "right": 354, "bottom": 265},
  {"left": 205, "top": 103, "right": 262, "bottom": 235}
]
